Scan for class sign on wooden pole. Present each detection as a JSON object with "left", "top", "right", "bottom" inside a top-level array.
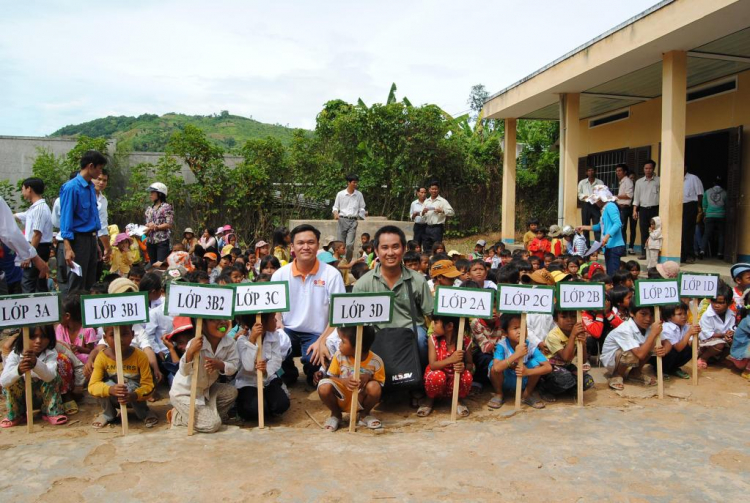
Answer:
[
  {"left": 0, "top": 293, "right": 60, "bottom": 433},
  {"left": 556, "top": 282, "right": 605, "bottom": 406},
  {"left": 679, "top": 273, "right": 719, "bottom": 386},
  {"left": 233, "top": 281, "right": 290, "bottom": 429},
  {"left": 81, "top": 291, "right": 150, "bottom": 435},
  {"left": 435, "top": 286, "right": 494, "bottom": 421},
  {"left": 329, "top": 292, "right": 394, "bottom": 433},
  {"left": 497, "top": 285, "right": 555, "bottom": 410}
]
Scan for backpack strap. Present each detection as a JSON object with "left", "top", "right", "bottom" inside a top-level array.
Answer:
[{"left": 404, "top": 271, "right": 420, "bottom": 336}]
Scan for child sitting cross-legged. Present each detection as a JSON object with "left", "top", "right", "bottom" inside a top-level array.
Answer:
[
  {"left": 418, "top": 315, "right": 474, "bottom": 418},
  {"left": 1, "top": 325, "right": 67, "bottom": 427},
  {"left": 698, "top": 281, "right": 736, "bottom": 368},
  {"left": 88, "top": 324, "right": 157, "bottom": 428},
  {"left": 659, "top": 303, "right": 701, "bottom": 379},
  {"left": 489, "top": 313, "right": 552, "bottom": 410},
  {"left": 601, "top": 303, "right": 665, "bottom": 390},
  {"left": 315, "top": 325, "right": 384, "bottom": 432},
  {"left": 539, "top": 310, "right": 594, "bottom": 401},
  {"left": 234, "top": 313, "right": 290, "bottom": 423}
]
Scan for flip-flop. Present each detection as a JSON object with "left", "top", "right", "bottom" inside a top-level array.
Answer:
[
  {"left": 416, "top": 405, "right": 433, "bottom": 417},
  {"left": 357, "top": 415, "right": 383, "bottom": 429},
  {"left": 456, "top": 404, "right": 470, "bottom": 417},
  {"left": 609, "top": 376, "right": 624, "bottom": 390},
  {"left": 674, "top": 369, "right": 690, "bottom": 379},
  {"left": 91, "top": 413, "right": 110, "bottom": 429},
  {"left": 41, "top": 414, "right": 68, "bottom": 426},
  {"left": 63, "top": 400, "right": 79, "bottom": 415},
  {"left": 487, "top": 394, "right": 505, "bottom": 409},
  {"left": 1, "top": 417, "right": 25, "bottom": 428},
  {"left": 324, "top": 416, "right": 340, "bottom": 432},
  {"left": 144, "top": 412, "right": 159, "bottom": 428},
  {"left": 582, "top": 363, "right": 592, "bottom": 372},
  {"left": 522, "top": 396, "right": 545, "bottom": 409}
]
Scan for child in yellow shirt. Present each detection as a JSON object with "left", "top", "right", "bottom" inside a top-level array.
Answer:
[{"left": 109, "top": 233, "right": 134, "bottom": 277}]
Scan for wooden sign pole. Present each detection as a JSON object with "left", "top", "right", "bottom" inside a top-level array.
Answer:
[
  {"left": 22, "top": 327, "right": 33, "bottom": 433},
  {"left": 450, "top": 317, "right": 466, "bottom": 422},
  {"left": 654, "top": 307, "right": 664, "bottom": 399},
  {"left": 690, "top": 299, "right": 699, "bottom": 386},
  {"left": 113, "top": 326, "right": 129, "bottom": 435},
  {"left": 576, "top": 312, "right": 584, "bottom": 407},
  {"left": 348, "top": 325, "right": 364, "bottom": 433},
  {"left": 515, "top": 313, "right": 527, "bottom": 410},
  {"left": 255, "top": 313, "right": 265, "bottom": 429},
  {"left": 187, "top": 319, "right": 203, "bottom": 436}
]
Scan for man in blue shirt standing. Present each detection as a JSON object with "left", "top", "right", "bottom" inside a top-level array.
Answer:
[{"left": 59, "top": 150, "right": 107, "bottom": 291}]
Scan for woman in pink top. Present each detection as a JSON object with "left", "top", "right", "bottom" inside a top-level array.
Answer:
[{"left": 55, "top": 295, "right": 98, "bottom": 363}]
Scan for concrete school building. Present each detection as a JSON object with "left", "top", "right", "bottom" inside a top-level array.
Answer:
[{"left": 483, "top": 0, "right": 750, "bottom": 263}]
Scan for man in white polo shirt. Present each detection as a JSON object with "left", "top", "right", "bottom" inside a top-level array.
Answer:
[{"left": 271, "top": 224, "right": 345, "bottom": 385}]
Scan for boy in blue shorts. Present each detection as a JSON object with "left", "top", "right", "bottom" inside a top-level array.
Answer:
[{"left": 488, "top": 313, "right": 552, "bottom": 410}]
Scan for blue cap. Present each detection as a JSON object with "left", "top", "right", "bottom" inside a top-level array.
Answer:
[
  {"left": 731, "top": 263, "right": 750, "bottom": 280},
  {"left": 318, "top": 251, "right": 338, "bottom": 264}
]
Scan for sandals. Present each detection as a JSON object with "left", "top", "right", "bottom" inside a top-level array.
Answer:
[
  {"left": 41, "top": 414, "right": 68, "bottom": 426},
  {"left": 63, "top": 400, "right": 79, "bottom": 415},
  {"left": 92, "top": 414, "right": 110, "bottom": 429},
  {"left": 487, "top": 394, "right": 505, "bottom": 409},
  {"left": 674, "top": 369, "right": 690, "bottom": 380},
  {"left": 1, "top": 417, "right": 25, "bottom": 428},
  {"left": 144, "top": 412, "right": 159, "bottom": 428},
  {"left": 456, "top": 404, "right": 470, "bottom": 418},
  {"left": 358, "top": 415, "right": 383, "bottom": 429},
  {"left": 538, "top": 390, "right": 557, "bottom": 403},
  {"left": 416, "top": 405, "right": 433, "bottom": 417},
  {"left": 324, "top": 416, "right": 341, "bottom": 432},
  {"left": 609, "top": 376, "right": 625, "bottom": 390},
  {"left": 582, "top": 363, "right": 592, "bottom": 372},
  {"left": 522, "top": 396, "right": 545, "bottom": 409}
]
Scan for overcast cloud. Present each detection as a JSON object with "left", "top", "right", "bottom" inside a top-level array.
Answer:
[{"left": 0, "top": 0, "right": 657, "bottom": 136}]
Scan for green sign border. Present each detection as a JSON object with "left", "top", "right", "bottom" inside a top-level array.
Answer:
[
  {"left": 233, "top": 281, "right": 291, "bottom": 314},
  {"left": 634, "top": 278, "right": 680, "bottom": 307},
  {"left": 165, "top": 282, "right": 236, "bottom": 320},
  {"left": 433, "top": 285, "right": 495, "bottom": 319},
  {"left": 81, "top": 291, "right": 150, "bottom": 328},
  {"left": 328, "top": 292, "right": 395, "bottom": 328},
  {"left": 0, "top": 292, "right": 61, "bottom": 329},
  {"left": 678, "top": 272, "right": 720, "bottom": 299},
  {"left": 556, "top": 282, "right": 606, "bottom": 311},
  {"left": 497, "top": 284, "right": 556, "bottom": 314}
]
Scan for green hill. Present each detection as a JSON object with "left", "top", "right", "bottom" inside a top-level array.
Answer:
[{"left": 50, "top": 111, "right": 302, "bottom": 152}]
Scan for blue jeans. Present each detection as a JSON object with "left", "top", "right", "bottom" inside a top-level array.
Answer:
[
  {"left": 284, "top": 328, "right": 321, "bottom": 378},
  {"left": 604, "top": 245, "right": 626, "bottom": 276}
]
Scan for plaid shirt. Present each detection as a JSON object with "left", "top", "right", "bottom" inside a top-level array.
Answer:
[{"left": 144, "top": 202, "right": 174, "bottom": 244}]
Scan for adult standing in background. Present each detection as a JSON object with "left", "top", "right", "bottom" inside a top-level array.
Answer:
[
  {"left": 409, "top": 186, "right": 428, "bottom": 249},
  {"left": 681, "top": 166, "right": 704, "bottom": 264},
  {"left": 144, "top": 182, "right": 173, "bottom": 266},
  {"left": 332, "top": 174, "right": 366, "bottom": 262},
  {"left": 421, "top": 180, "right": 455, "bottom": 255},
  {"left": 577, "top": 186, "right": 624, "bottom": 275},
  {"left": 14, "top": 177, "right": 53, "bottom": 293},
  {"left": 94, "top": 169, "right": 112, "bottom": 279},
  {"left": 51, "top": 171, "right": 77, "bottom": 295},
  {"left": 701, "top": 176, "right": 727, "bottom": 259},
  {"left": 577, "top": 166, "right": 604, "bottom": 244},
  {"left": 60, "top": 150, "right": 105, "bottom": 291},
  {"left": 614, "top": 163, "right": 635, "bottom": 254},
  {"left": 633, "top": 160, "right": 660, "bottom": 260}
]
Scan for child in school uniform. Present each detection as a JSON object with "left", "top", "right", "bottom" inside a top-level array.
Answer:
[
  {"left": 601, "top": 304, "right": 666, "bottom": 390},
  {"left": 540, "top": 310, "right": 594, "bottom": 399},
  {"left": 234, "top": 313, "right": 290, "bottom": 422},
  {"left": 660, "top": 303, "right": 701, "bottom": 379},
  {"left": 698, "top": 282, "right": 736, "bottom": 368},
  {"left": 418, "top": 315, "right": 474, "bottom": 418},
  {"left": 88, "top": 324, "right": 157, "bottom": 428},
  {"left": 488, "top": 313, "right": 552, "bottom": 410},
  {"left": 728, "top": 289, "right": 750, "bottom": 380},
  {"left": 315, "top": 325, "right": 384, "bottom": 432},
  {"left": 1, "top": 325, "right": 67, "bottom": 427},
  {"left": 168, "top": 318, "right": 239, "bottom": 433}
]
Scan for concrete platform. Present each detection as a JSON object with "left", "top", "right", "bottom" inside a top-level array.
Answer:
[{"left": 288, "top": 217, "right": 413, "bottom": 245}]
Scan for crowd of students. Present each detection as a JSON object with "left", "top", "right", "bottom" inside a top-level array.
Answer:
[{"left": 1, "top": 217, "right": 748, "bottom": 433}]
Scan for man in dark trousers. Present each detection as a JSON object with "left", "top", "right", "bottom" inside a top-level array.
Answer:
[
  {"left": 59, "top": 150, "right": 107, "bottom": 292},
  {"left": 633, "top": 160, "right": 661, "bottom": 260},
  {"left": 577, "top": 166, "right": 604, "bottom": 245}
]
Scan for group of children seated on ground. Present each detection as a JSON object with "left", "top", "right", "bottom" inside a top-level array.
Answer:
[{"left": 1, "top": 224, "right": 748, "bottom": 433}]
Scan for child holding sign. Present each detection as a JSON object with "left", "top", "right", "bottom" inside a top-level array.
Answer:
[
  {"left": 660, "top": 303, "right": 700, "bottom": 379},
  {"left": 168, "top": 318, "right": 239, "bottom": 433},
  {"left": 316, "top": 326, "right": 384, "bottom": 432},
  {"left": 419, "top": 315, "right": 474, "bottom": 418},
  {"left": 489, "top": 313, "right": 551, "bottom": 409},
  {"left": 540, "top": 311, "right": 594, "bottom": 398},
  {"left": 698, "top": 282, "right": 736, "bottom": 367},
  {"left": 88, "top": 325, "right": 157, "bottom": 428},
  {"left": 1, "top": 325, "right": 67, "bottom": 427},
  {"left": 235, "top": 313, "right": 290, "bottom": 422}
]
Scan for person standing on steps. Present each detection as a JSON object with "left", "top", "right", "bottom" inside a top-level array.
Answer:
[
  {"left": 421, "top": 180, "right": 455, "bottom": 256},
  {"left": 578, "top": 166, "right": 604, "bottom": 245},
  {"left": 14, "top": 178, "right": 53, "bottom": 293},
  {"left": 681, "top": 166, "right": 704, "bottom": 264},
  {"left": 614, "top": 163, "right": 636, "bottom": 255},
  {"left": 332, "top": 174, "right": 366, "bottom": 262},
  {"left": 94, "top": 169, "right": 112, "bottom": 280},
  {"left": 633, "top": 160, "right": 660, "bottom": 260},
  {"left": 144, "top": 182, "right": 174, "bottom": 267},
  {"left": 410, "top": 186, "right": 428, "bottom": 249}
]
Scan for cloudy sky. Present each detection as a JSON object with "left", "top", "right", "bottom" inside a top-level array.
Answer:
[{"left": 1, "top": 0, "right": 658, "bottom": 136}]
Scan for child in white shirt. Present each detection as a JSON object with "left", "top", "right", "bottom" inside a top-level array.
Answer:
[
  {"left": 660, "top": 303, "right": 701, "bottom": 379},
  {"left": 698, "top": 282, "right": 735, "bottom": 368}
]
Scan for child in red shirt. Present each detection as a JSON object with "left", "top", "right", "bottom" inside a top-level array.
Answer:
[{"left": 528, "top": 228, "right": 551, "bottom": 260}]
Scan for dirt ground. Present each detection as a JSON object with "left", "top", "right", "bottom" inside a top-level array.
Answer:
[{"left": 1, "top": 360, "right": 749, "bottom": 502}]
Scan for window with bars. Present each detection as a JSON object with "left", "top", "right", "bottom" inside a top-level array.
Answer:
[{"left": 587, "top": 148, "right": 627, "bottom": 192}]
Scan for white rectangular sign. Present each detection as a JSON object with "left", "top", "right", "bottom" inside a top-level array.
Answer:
[
  {"left": 81, "top": 292, "right": 149, "bottom": 328},
  {"left": 165, "top": 283, "right": 235, "bottom": 319},
  {"left": 0, "top": 293, "right": 60, "bottom": 328},
  {"left": 497, "top": 285, "right": 555, "bottom": 314},
  {"left": 234, "top": 282, "right": 290, "bottom": 314},
  {"left": 557, "top": 282, "right": 606, "bottom": 311},
  {"left": 635, "top": 279, "right": 680, "bottom": 306},
  {"left": 434, "top": 286, "right": 494, "bottom": 318},
  {"left": 329, "top": 293, "right": 394, "bottom": 327},
  {"left": 679, "top": 273, "right": 719, "bottom": 299}
]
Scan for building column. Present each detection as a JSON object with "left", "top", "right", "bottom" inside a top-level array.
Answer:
[
  {"left": 659, "top": 50, "right": 687, "bottom": 262},
  {"left": 562, "top": 93, "right": 580, "bottom": 226},
  {"left": 502, "top": 118, "right": 517, "bottom": 244}
]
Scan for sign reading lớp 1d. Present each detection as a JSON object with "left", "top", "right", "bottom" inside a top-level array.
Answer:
[{"left": 679, "top": 273, "right": 720, "bottom": 299}]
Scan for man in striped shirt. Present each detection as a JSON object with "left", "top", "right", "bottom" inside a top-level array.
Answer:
[{"left": 14, "top": 177, "right": 53, "bottom": 293}]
